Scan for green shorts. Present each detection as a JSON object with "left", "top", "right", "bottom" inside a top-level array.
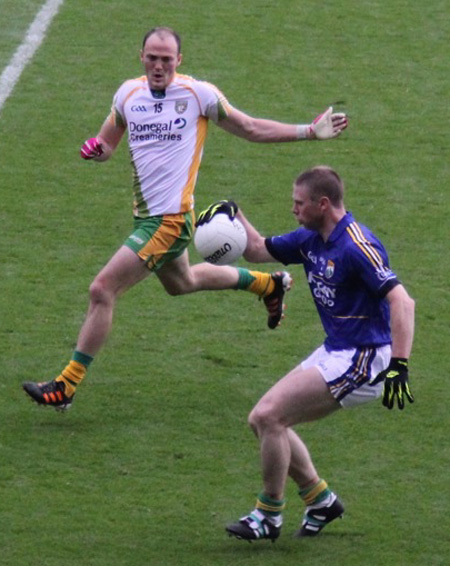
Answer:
[{"left": 124, "top": 211, "right": 194, "bottom": 271}]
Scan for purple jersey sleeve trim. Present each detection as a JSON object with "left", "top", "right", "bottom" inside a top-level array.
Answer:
[
  {"left": 265, "top": 237, "right": 289, "bottom": 265},
  {"left": 378, "top": 278, "right": 401, "bottom": 298}
]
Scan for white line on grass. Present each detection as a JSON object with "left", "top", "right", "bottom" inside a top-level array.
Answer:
[{"left": 0, "top": 0, "right": 65, "bottom": 113}]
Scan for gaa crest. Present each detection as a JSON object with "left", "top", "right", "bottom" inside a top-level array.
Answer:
[
  {"left": 175, "top": 99, "right": 188, "bottom": 114},
  {"left": 325, "top": 260, "right": 335, "bottom": 279}
]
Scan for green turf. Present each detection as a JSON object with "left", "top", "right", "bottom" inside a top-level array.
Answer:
[{"left": 1, "top": 1, "right": 449, "bottom": 565}]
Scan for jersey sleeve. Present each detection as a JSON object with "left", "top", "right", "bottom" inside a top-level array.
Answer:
[
  {"left": 194, "top": 80, "right": 232, "bottom": 123},
  {"left": 109, "top": 79, "right": 140, "bottom": 129},
  {"left": 346, "top": 223, "right": 400, "bottom": 297},
  {"left": 265, "top": 229, "right": 310, "bottom": 265},
  {"left": 109, "top": 81, "right": 131, "bottom": 128}
]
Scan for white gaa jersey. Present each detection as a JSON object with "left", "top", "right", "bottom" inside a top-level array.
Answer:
[{"left": 110, "top": 73, "right": 232, "bottom": 217}]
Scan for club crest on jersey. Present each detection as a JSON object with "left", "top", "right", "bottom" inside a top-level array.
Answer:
[
  {"left": 175, "top": 99, "right": 188, "bottom": 114},
  {"left": 325, "top": 260, "right": 335, "bottom": 279}
]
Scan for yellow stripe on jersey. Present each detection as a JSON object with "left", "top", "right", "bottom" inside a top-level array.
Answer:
[
  {"left": 165, "top": 79, "right": 223, "bottom": 212},
  {"left": 346, "top": 222, "right": 384, "bottom": 268},
  {"left": 181, "top": 115, "right": 208, "bottom": 211}
]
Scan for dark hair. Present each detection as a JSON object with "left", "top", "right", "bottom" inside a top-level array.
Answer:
[
  {"left": 141, "top": 27, "right": 181, "bottom": 53},
  {"left": 295, "top": 166, "right": 344, "bottom": 206}
]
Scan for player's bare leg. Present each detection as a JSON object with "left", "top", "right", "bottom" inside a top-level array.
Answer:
[
  {"left": 250, "top": 366, "right": 339, "bottom": 497},
  {"left": 157, "top": 251, "right": 292, "bottom": 328},
  {"left": 156, "top": 250, "right": 239, "bottom": 294},
  {"left": 226, "top": 366, "right": 344, "bottom": 541},
  {"left": 23, "top": 246, "right": 150, "bottom": 410},
  {"left": 76, "top": 246, "right": 151, "bottom": 356}
]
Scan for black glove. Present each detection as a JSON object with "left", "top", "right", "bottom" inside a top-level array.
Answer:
[
  {"left": 371, "top": 357, "right": 414, "bottom": 410},
  {"left": 195, "top": 200, "right": 238, "bottom": 227}
]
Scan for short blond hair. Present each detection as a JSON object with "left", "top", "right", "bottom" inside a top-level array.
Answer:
[{"left": 295, "top": 166, "right": 344, "bottom": 205}]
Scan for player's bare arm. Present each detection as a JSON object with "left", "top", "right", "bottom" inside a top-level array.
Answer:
[
  {"left": 80, "top": 116, "right": 126, "bottom": 162},
  {"left": 385, "top": 284, "right": 415, "bottom": 358},
  {"left": 370, "top": 283, "right": 415, "bottom": 409},
  {"left": 217, "top": 107, "right": 299, "bottom": 142},
  {"left": 217, "top": 106, "right": 348, "bottom": 142},
  {"left": 95, "top": 117, "right": 126, "bottom": 161},
  {"left": 236, "top": 210, "right": 276, "bottom": 262}
]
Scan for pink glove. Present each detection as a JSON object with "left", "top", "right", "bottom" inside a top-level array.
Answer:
[{"left": 80, "top": 137, "right": 104, "bottom": 160}]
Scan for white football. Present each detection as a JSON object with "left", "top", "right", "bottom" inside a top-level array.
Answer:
[{"left": 194, "top": 213, "right": 248, "bottom": 265}]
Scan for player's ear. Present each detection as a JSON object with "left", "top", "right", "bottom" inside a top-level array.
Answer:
[
  {"left": 139, "top": 49, "right": 144, "bottom": 63},
  {"left": 319, "top": 196, "right": 330, "bottom": 210},
  {"left": 177, "top": 53, "right": 183, "bottom": 67}
]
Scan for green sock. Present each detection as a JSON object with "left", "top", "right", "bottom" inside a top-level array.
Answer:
[
  {"left": 256, "top": 493, "right": 286, "bottom": 517},
  {"left": 72, "top": 350, "right": 94, "bottom": 367},
  {"left": 236, "top": 267, "right": 256, "bottom": 289}
]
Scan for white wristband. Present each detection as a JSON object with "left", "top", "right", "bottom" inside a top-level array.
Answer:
[{"left": 296, "top": 124, "right": 312, "bottom": 140}]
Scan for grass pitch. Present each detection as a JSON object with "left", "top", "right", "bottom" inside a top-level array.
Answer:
[{"left": 0, "top": 1, "right": 449, "bottom": 565}]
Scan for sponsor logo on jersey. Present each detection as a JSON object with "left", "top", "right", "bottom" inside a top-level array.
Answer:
[
  {"left": 308, "top": 272, "right": 336, "bottom": 307},
  {"left": 129, "top": 119, "right": 187, "bottom": 133},
  {"left": 175, "top": 99, "right": 188, "bottom": 114},
  {"left": 307, "top": 251, "right": 317, "bottom": 264},
  {"left": 174, "top": 118, "right": 187, "bottom": 129},
  {"left": 128, "top": 119, "right": 188, "bottom": 142}
]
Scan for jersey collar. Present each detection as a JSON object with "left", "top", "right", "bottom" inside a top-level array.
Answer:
[{"left": 327, "top": 211, "right": 354, "bottom": 244}]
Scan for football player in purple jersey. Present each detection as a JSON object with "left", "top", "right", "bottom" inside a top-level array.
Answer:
[{"left": 226, "top": 165, "right": 415, "bottom": 542}]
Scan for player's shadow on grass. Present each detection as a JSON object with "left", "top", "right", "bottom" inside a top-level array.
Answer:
[{"left": 220, "top": 529, "right": 365, "bottom": 554}]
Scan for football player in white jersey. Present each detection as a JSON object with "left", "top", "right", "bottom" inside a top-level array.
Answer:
[{"left": 23, "top": 27, "right": 348, "bottom": 411}]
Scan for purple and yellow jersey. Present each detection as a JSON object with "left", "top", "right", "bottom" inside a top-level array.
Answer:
[
  {"left": 110, "top": 73, "right": 232, "bottom": 217},
  {"left": 266, "top": 212, "right": 400, "bottom": 350}
]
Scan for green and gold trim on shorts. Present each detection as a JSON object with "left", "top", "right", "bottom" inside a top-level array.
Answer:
[{"left": 124, "top": 211, "right": 194, "bottom": 271}]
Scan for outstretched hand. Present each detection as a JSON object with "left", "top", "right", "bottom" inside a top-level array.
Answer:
[{"left": 310, "top": 107, "right": 348, "bottom": 140}]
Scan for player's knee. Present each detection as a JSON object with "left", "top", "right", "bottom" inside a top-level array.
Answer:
[
  {"left": 160, "top": 274, "right": 196, "bottom": 295},
  {"left": 89, "top": 277, "right": 114, "bottom": 305},
  {"left": 162, "top": 280, "right": 188, "bottom": 296},
  {"left": 249, "top": 401, "right": 280, "bottom": 433},
  {"left": 248, "top": 412, "right": 259, "bottom": 437}
]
